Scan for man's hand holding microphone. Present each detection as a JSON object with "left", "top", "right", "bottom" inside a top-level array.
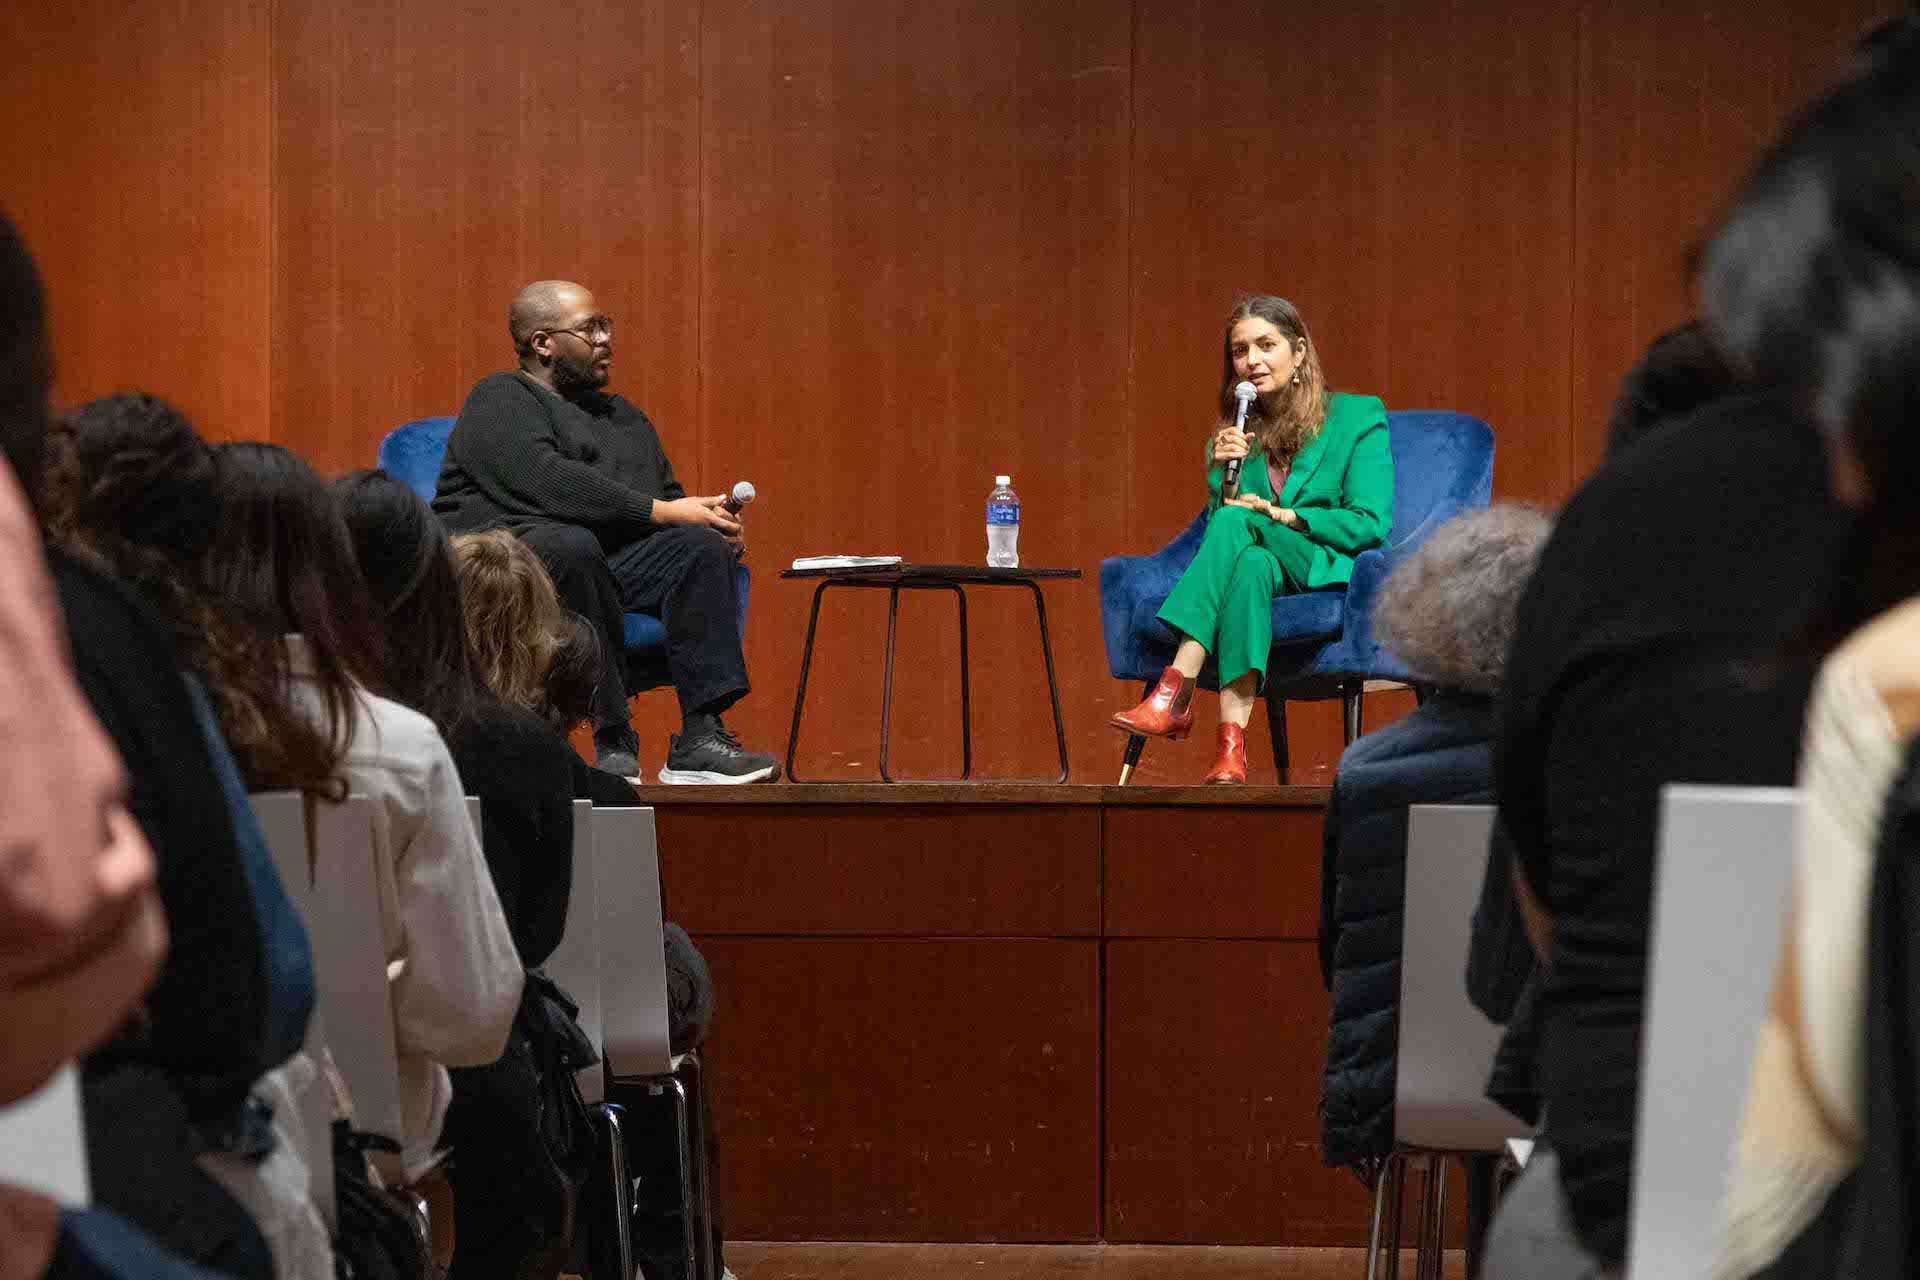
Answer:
[{"left": 650, "top": 480, "right": 756, "bottom": 556}]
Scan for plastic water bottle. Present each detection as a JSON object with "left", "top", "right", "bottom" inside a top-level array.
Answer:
[{"left": 986, "top": 475, "right": 1020, "bottom": 568}]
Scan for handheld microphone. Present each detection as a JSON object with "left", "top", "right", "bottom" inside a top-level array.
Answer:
[
  {"left": 1223, "top": 381, "right": 1257, "bottom": 497},
  {"left": 723, "top": 480, "right": 756, "bottom": 516}
]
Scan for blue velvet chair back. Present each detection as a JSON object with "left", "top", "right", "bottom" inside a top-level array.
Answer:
[
  {"left": 1379, "top": 410, "right": 1494, "bottom": 550},
  {"left": 376, "top": 416, "right": 457, "bottom": 503}
]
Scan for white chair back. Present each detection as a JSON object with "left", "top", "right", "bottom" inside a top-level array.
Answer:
[
  {"left": 592, "top": 806, "right": 675, "bottom": 1079},
  {"left": 1395, "top": 803, "right": 1532, "bottom": 1151},
  {"left": 253, "top": 792, "right": 406, "bottom": 1183},
  {"left": 542, "top": 800, "right": 605, "bottom": 1101},
  {"left": 249, "top": 791, "right": 336, "bottom": 1222},
  {"left": 0, "top": 1065, "right": 90, "bottom": 1204},
  {"left": 1626, "top": 785, "right": 1798, "bottom": 1280}
]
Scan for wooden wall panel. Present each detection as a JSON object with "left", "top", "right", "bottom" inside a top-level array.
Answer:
[
  {"left": 1105, "top": 806, "right": 1324, "bottom": 939},
  {"left": 1105, "top": 940, "right": 1363, "bottom": 1245},
  {"left": 698, "top": 937, "right": 1102, "bottom": 1242},
  {"left": 0, "top": 1, "right": 272, "bottom": 441},
  {"left": 269, "top": 0, "right": 702, "bottom": 478},
  {"left": 691, "top": 0, "right": 1133, "bottom": 783},
  {"left": 1566, "top": 0, "right": 1890, "bottom": 473},
  {"left": 9, "top": 0, "right": 1895, "bottom": 784},
  {"left": 657, "top": 803, "right": 1101, "bottom": 936}
]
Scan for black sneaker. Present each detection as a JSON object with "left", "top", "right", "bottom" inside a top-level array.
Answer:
[
  {"left": 658, "top": 726, "right": 780, "bottom": 785},
  {"left": 595, "top": 748, "right": 643, "bottom": 784}
]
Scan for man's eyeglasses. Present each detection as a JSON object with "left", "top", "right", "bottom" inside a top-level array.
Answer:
[{"left": 545, "top": 316, "right": 614, "bottom": 345}]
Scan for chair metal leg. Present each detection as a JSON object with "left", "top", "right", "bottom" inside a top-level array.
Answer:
[
  {"left": 652, "top": 1076, "right": 699, "bottom": 1280},
  {"left": 680, "top": 1054, "right": 718, "bottom": 1280},
  {"left": 589, "top": 1103, "right": 635, "bottom": 1280},
  {"left": 1342, "top": 681, "right": 1365, "bottom": 744},
  {"left": 1418, "top": 1154, "right": 1447, "bottom": 1280},
  {"left": 784, "top": 582, "right": 830, "bottom": 784},
  {"left": 1366, "top": 1152, "right": 1402, "bottom": 1280},
  {"left": 1117, "top": 733, "right": 1147, "bottom": 785},
  {"left": 1265, "top": 692, "right": 1290, "bottom": 778},
  {"left": 1385, "top": 1152, "right": 1408, "bottom": 1280}
]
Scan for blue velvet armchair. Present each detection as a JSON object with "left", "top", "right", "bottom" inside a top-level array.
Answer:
[
  {"left": 1098, "top": 410, "right": 1494, "bottom": 780},
  {"left": 376, "top": 416, "right": 750, "bottom": 697}
]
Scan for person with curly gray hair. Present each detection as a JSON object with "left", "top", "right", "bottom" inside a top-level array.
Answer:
[
  {"left": 1318, "top": 504, "right": 1550, "bottom": 1269},
  {"left": 1371, "top": 506, "right": 1552, "bottom": 696}
]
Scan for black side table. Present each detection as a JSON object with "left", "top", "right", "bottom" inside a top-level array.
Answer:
[{"left": 781, "top": 564, "right": 1082, "bottom": 782}]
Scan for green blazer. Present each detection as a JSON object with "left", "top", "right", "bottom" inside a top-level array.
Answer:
[{"left": 1206, "top": 391, "right": 1394, "bottom": 591}]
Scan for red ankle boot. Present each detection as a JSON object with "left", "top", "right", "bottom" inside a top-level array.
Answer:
[
  {"left": 1204, "top": 723, "right": 1248, "bottom": 784},
  {"left": 1111, "top": 668, "right": 1196, "bottom": 740}
]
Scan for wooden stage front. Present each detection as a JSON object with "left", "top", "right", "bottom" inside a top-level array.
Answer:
[{"left": 640, "top": 780, "right": 1376, "bottom": 1248}]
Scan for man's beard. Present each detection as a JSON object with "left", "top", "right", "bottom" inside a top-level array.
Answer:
[{"left": 551, "top": 351, "right": 609, "bottom": 400}]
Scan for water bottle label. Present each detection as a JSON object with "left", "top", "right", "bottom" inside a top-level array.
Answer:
[{"left": 987, "top": 501, "right": 1020, "bottom": 525}]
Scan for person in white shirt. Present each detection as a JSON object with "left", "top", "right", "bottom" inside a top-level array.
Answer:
[{"left": 206, "top": 441, "right": 523, "bottom": 1181}]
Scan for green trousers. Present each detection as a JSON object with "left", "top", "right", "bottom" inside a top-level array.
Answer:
[{"left": 1155, "top": 505, "right": 1318, "bottom": 689}]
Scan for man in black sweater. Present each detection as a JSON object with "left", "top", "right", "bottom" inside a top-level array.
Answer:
[{"left": 434, "top": 280, "right": 777, "bottom": 783}]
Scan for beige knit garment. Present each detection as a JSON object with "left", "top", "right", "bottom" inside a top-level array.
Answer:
[{"left": 1715, "top": 603, "right": 1920, "bottom": 1277}]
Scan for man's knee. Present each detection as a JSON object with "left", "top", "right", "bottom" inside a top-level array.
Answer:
[
  {"left": 520, "top": 522, "right": 602, "bottom": 570},
  {"left": 655, "top": 525, "right": 736, "bottom": 577}
]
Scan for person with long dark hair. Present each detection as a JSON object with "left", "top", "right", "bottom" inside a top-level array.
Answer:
[
  {"left": 1699, "top": 16, "right": 1920, "bottom": 1278},
  {"left": 38, "top": 399, "right": 312, "bottom": 1277},
  {"left": 201, "top": 443, "right": 523, "bottom": 1191},
  {"left": 336, "top": 469, "right": 586, "bottom": 1280},
  {"left": 1110, "top": 295, "right": 1393, "bottom": 782}
]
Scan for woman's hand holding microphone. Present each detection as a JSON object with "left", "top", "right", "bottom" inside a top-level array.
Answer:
[
  {"left": 1212, "top": 426, "right": 1250, "bottom": 465},
  {"left": 1215, "top": 428, "right": 1305, "bottom": 530}
]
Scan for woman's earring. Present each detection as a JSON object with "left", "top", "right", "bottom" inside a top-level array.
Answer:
[{"left": 1291, "top": 372, "right": 1301, "bottom": 385}]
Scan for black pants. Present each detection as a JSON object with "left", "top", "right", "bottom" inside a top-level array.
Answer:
[
  {"left": 516, "top": 522, "right": 750, "bottom": 742},
  {"left": 443, "top": 1042, "right": 564, "bottom": 1280}
]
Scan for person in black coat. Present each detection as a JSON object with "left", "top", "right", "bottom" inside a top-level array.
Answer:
[
  {"left": 1691, "top": 18, "right": 1920, "bottom": 1277},
  {"left": 1480, "top": 377, "right": 1851, "bottom": 1277},
  {"left": 1318, "top": 504, "right": 1551, "bottom": 1268}
]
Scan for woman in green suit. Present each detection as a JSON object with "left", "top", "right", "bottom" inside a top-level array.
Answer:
[{"left": 1112, "top": 295, "right": 1394, "bottom": 783}]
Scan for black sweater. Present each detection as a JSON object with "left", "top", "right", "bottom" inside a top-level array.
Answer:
[
  {"left": 1494, "top": 390, "right": 1847, "bottom": 1266},
  {"left": 448, "top": 703, "right": 577, "bottom": 968},
  {"left": 433, "top": 370, "right": 685, "bottom": 553}
]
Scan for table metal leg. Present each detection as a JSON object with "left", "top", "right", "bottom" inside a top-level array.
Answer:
[
  {"left": 784, "top": 582, "right": 831, "bottom": 784},
  {"left": 1024, "top": 581, "right": 1070, "bottom": 782},
  {"left": 943, "top": 584, "right": 972, "bottom": 780},
  {"left": 877, "top": 584, "right": 902, "bottom": 783}
]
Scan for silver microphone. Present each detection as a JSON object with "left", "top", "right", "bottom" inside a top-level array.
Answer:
[
  {"left": 723, "top": 480, "right": 756, "bottom": 516},
  {"left": 1223, "top": 381, "right": 1257, "bottom": 497}
]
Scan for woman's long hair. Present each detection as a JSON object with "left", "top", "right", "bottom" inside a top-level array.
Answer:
[
  {"left": 201, "top": 442, "right": 388, "bottom": 787},
  {"left": 1216, "top": 295, "right": 1330, "bottom": 464},
  {"left": 450, "top": 530, "right": 564, "bottom": 712},
  {"left": 1700, "top": 13, "right": 1920, "bottom": 653},
  {"left": 335, "top": 469, "right": 493, "bottom": 739},
  {"left": 44, "top": 400, "right": 356, "bottom": 794}
]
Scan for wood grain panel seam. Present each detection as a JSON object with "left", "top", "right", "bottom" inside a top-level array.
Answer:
[{"left": 1567, "top": 0, "right": 1588, "bottom": 499}]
